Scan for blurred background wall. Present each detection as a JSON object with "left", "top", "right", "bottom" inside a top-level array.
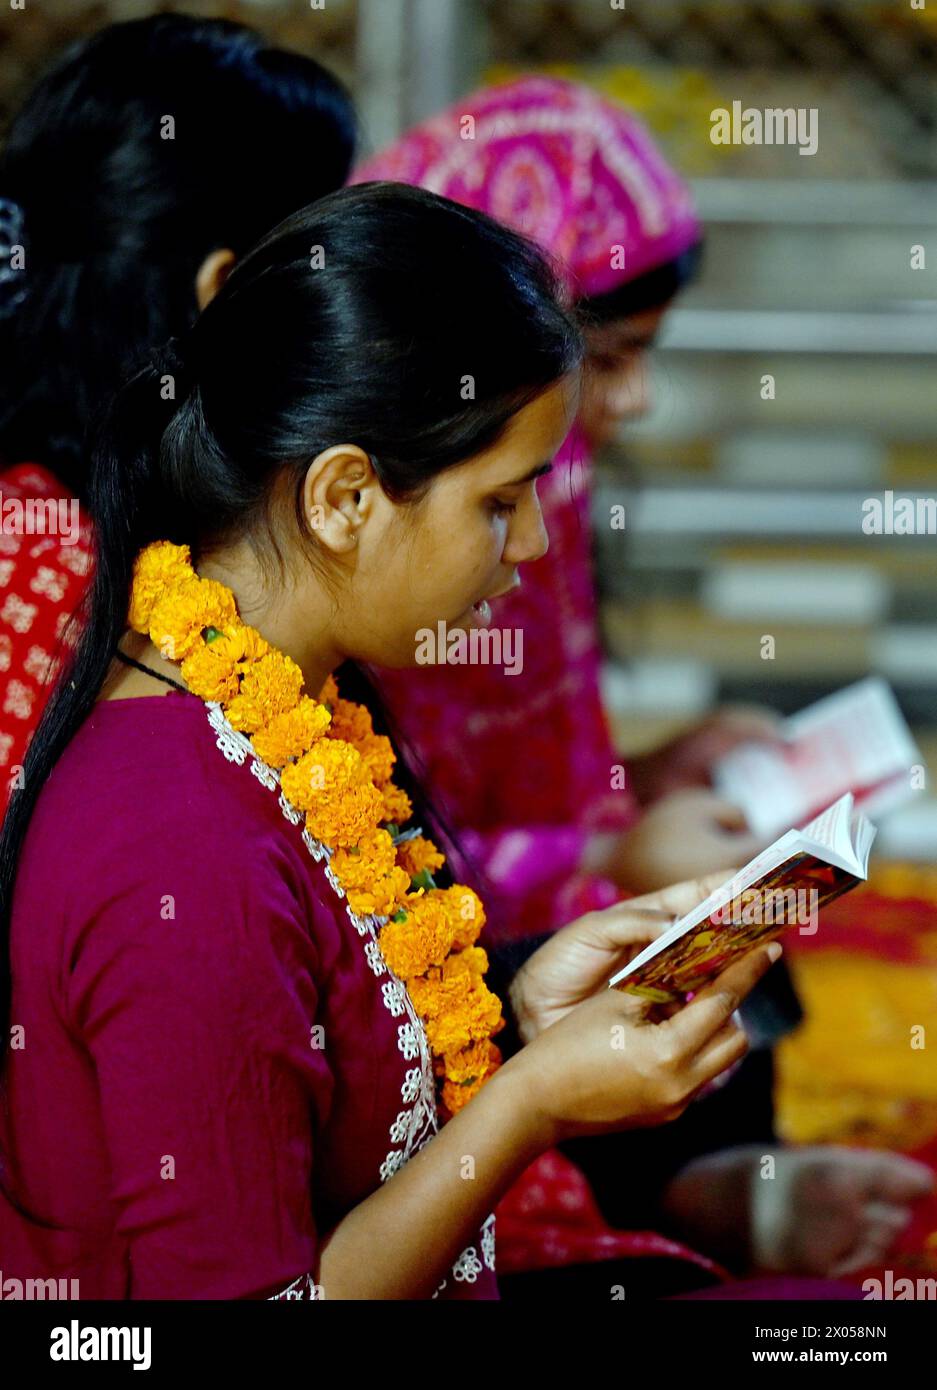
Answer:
[{"left": 2, "top": 0, "right": 935, "bottom": 854}]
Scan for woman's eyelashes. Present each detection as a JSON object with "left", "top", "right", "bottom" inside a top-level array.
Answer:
[{"left": 489, "top": 471, "right": 551, "bottom": 518}]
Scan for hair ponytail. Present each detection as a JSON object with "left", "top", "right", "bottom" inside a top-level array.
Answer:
[{"left": 0, "top": 348, "right": 189, "bottom": 1041}]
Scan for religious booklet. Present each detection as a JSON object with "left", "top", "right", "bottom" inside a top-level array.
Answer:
[
  {"left": 609, "top": 793, "right": 876, "bottom": 1004},
  {"left": 713, "top": 676, "right": 922, "bottom": 840}
]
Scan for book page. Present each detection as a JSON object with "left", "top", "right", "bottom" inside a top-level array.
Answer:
[
  {"left": 714, "top": 677, "right": 922, "bottom": 838},
  {"left": 798, "top": 793, "right": 876, "bottom": 877}
]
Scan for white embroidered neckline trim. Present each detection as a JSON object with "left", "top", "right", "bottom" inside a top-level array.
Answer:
[{"left": 201, "top": 702, "right": 495, "bottom": 1299}]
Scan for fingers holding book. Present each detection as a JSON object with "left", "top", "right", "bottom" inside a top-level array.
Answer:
[{"left": 505, "top": 941, "right": 781, "bottom": 1147}]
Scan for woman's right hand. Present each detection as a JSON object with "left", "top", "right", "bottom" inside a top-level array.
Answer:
[{"left": 506, "top": 941, "right": 781, "bottom": 1146}]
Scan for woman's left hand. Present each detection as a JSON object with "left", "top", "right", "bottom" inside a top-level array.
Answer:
[
  {"left": 508, "top": 873, "right": 731, "bottom": 1045},
  {"left": 629, "top": 705, "right": 782, "bottom": 806}
]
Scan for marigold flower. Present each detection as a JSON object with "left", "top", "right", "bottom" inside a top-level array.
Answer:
[
  {"left": 346, "top": 865, "right": 412, "bottom": 918},
  {"left": 318, "top": 673, "right": 339, "bottom": 707},
  {"left": 147, "top": 575, "right": 239, "bottom": 662},
  {"left": 408, "top": 970, "right": 465, "bottom": 1021},
  {"left": 305, "top": 782, "right": 384, "bottom": 848},
  {"left": 445, "top": 946, "right": 489, "bottom": 980},
  {"left": 381, "top": 782, "right": 412, "bottom": 825},
  {"left": 282, "top": 738, "right": 367, "bottom": 811},
  {"left": 331, "top": 828, "right": 397, "bottom": 891},
  {"left": 379, "top": 892, "right": 458, "bottom": 980},
  {"left": 443, "top": 1038, "right": 502, "bottom": 1086},
  {"left": 397, "top": 835, "right": 445, "bottom": 880},
  {"left": 207, "top": 623, "right": 271, "bottom": 666},
  {"left": 439, "top": 884, "right": 486, "bottom": 949},
  {"left": 234, "top": 626, "right": 272, "bottom": 664},
  {"left": 408, "top": 951, "right": 489, "bottom": 1017},
  {"left": 328, "top": 696, "right": 374, "bottom": 744},
  {"left": 423, "top": 977, "right": 503, "bottom": 1057},
  {"left": 354, "top": 733, "right": 395, "bottom": 787},
  {"left": 441, "top": 1042, "right": 502, "bottom": 1115},
  {"left": 252, "top": 697, "right": 332, "bottom": 767},
  {"left": 181, "top": 638, "right": 240, "bottom": 703},
  {"left": 128, "top": 541, "right": 193, "bottom": 631},
  {"left": 225, "top": 650, "right": 304, "bottom": 733}
]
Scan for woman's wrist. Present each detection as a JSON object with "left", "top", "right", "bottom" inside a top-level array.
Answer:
[
  {"left": 506, "top": 969, "right": 532, "bottom": 1050},
  {"left": 495, "top": 1041, "right": 560, "bottom": 1153},
  {"left": 486, "top": 934, "right": 551, "bottom": 1059}
]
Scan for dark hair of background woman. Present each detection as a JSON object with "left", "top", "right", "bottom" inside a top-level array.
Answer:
[
  {"left": 0, "top": 182, "right": 583, "bottom": 1089},
  {"left": 579, "top": 242, "right": 704, "bottom": 324},
  {"left": 0, "top": 13, "right": 357, "bottom": 495}
]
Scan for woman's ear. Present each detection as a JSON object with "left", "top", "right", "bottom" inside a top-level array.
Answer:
[
  {"left": 303, "top": 446, "right": 376, "bottom": 555},
  {"left": 195, "top": 248, "right": 237, "bottom": 310}
]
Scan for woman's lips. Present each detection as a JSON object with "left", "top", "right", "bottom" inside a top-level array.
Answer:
[
  {"left": 464, "top": 572, "right": 517, "bottom": 628},
  {"left": 464, "top": 575, "right": 520, "bottom": 627}
]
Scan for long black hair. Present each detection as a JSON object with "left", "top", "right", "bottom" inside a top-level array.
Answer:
[
  {"left": 0, "top": 13, "right": 356, "bottom": 495},
  {"left": 0, "top": 181, "right": 583, "bottom": 1061}
]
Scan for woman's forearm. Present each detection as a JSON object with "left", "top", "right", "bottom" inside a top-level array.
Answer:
[{"left": 316, "top": 1054, "right": 550, "bottom": 1298}]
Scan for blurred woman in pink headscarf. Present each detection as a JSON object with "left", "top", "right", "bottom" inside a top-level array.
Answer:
[
  {"left": 352, "top": 81, "right": 932, "bottom": 1291},
  {"left": 353, "top": 76, "right": 774, "bottom": 945}
]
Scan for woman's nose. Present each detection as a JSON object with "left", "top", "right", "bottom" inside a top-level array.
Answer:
[{"left": 505, "top": 499, "right": 549, "bottom": 567}]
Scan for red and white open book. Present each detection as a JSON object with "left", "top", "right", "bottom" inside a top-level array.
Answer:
[
  {"left": 609, "top": 793, "right": 876, "bottom": 1004},
  {"left": 714, "top": 677, "right": 922, "bottom": 840}
]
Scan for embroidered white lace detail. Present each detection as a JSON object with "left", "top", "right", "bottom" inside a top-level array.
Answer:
[
  {"left": 431, "top": 1214, "right": 497, "bottom": 1300},
  {"left": 204, "top": 702, "right": 496, "bottom": 1296},
  {"left": 268, "top": 1272, "right": 323, "bottom": 1300},
  {"left": 452, "top": 1246, "right": 483, "bottom": 1283},
  {"left": 481, "top": 1212, "right": 497, "bottom": 1272}
]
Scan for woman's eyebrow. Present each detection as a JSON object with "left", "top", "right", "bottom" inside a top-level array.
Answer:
[{"left": 495, "top": 460, "right": 554, "bottom": 488}]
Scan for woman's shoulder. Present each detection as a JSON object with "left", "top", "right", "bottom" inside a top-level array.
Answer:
[{"left": 18, "top": 692, "right": 344, "bottom": 944}]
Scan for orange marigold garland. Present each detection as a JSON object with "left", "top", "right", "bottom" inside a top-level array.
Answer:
[{"left": 128, "top": 541, "right": 504, "bottom": 1115}]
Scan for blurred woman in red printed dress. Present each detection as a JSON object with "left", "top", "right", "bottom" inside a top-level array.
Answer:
[{"left": 0, "top": 14, "right": 357, "bottom": 811}]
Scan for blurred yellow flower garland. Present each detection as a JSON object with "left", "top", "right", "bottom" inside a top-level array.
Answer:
[{"left": 128, "top": 541, "right": 505, "bottom": 1115}]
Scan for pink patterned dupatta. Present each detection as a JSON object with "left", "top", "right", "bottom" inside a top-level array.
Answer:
[{"left": 352, "top": 78, "right": 701, "bottom": 944}]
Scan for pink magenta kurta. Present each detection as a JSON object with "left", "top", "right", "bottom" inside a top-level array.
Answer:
[{"left": 0, "top": 690, "right": 497, "bottom": 1299}]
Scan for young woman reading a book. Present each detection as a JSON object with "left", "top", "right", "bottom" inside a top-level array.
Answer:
[{"left": 0, "top": 185, "right": 780, "bottom": 1299}]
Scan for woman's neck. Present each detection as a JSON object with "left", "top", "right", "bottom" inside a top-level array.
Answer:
[
  {"left": 198, "top": 543, "right": 341, "bottom": 696},
  {"left": 99, "top": 630, "right": 187, "bottom": 702},
  {"left": 100, "top": 544, "right": 341, "bottom": 702}
]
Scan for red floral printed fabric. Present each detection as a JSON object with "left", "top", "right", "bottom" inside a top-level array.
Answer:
[{"left": 0, "top": 463, "right": 93, "bottom": 810}]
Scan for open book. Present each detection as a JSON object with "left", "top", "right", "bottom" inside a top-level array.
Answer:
[
  {"left": 609, "top": 793, "right": 876, "bottom": 1004},
  {"left": 714, "top": 677, "right": 922, "bottom": 840}
]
